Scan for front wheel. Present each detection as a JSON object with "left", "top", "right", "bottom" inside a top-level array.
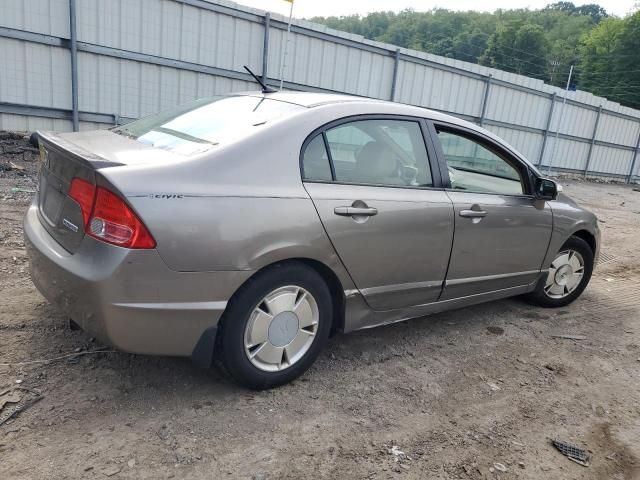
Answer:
[
  {"left": 218, "top": 262, "right": 333, "bottom": 389},
  {"left": 526, "top": 236, "right": 594, "bottom": 308}
]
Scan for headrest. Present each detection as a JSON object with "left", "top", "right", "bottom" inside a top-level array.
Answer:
[{"left": 355, "top": 141, "right": 397, "bottom": 180}]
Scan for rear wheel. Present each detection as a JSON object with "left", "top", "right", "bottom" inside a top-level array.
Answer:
[
  {"left": 526, "top": 236, "right": 594, "bottom": 308},
  {"left": 219, "top": 262, "right": 332, "bottom": 389}
]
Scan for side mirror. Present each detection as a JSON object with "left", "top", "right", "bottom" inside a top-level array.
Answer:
[{"left": 535, "top": 177, "right": 560, "bottom": 201}]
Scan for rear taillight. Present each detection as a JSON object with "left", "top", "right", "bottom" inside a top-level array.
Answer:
[
  {"left": 89, "top": 187, "right": 156, "bottom": 249},
  {"left": 68, "top": 178, "right": 96, "bottom": 226},
  {"left": 68, "top": 177, "right": 156, "bottom": 249}
]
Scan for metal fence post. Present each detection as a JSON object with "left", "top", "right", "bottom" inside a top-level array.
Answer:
[
  {"left": 69, "top": 0, "right": 79, "bottom": 131},
  {"left": 261, "top": 12, "right": 270, "bottom": 84},
  {"left": 627, "top": 126, "right": 640, "bottom": 184},
  {"left": 479, "top": 74, "right": 492, "bottom": 127},
  {"left": 583, "top": 105, "right": 602, "bottom": 178},
  {"left": 390, "top": 48, "right": 400, "bottom": 102},
  {"left": 537, "top": 93, "right": 556, "bottom": 166}
]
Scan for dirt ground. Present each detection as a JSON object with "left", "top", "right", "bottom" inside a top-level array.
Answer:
[{"left": 1, "top": 132, "right": 639, "bottom": 480}]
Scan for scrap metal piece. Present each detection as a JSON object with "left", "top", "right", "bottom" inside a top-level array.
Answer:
[
  {"left": 551, "top": 334, "right": 587, "bottom": 340},
  {"left": 0, "top": 387, "right": 43, "bottom": 427},
  {"left": 552, "top": 439, "right": 591, "bottom": 466}
]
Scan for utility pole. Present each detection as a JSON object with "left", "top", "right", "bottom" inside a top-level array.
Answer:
[
  {"left": 549, "top": 59, "right": 560, "bottom": 86},
  {"left": 547, "top": 65, "right": 573, "bottom": 175},
  {"left": 279, "top": 0, "right": 295, "bottom": 91}
]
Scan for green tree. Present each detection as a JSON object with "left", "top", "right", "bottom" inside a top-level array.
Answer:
[
  {"left": 591, "top": 12, "right": 640, "bottom": 108},
  {"left": 578, "top": 17, "right": 624, "bottom": 100},
  {"left": 545, "top": 2, "right": 578, "bottom": 14},
  {"left": 575, "top": 4, "right": 609, "bottom": 23},
  {"left": 479, "top": 22, "right": 549, "bottom": 79},
  {"left": 545, "top": 12, "right": 594, "bottom": 86}
]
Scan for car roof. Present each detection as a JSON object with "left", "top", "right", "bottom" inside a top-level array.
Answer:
[
  {"left": 242, "top": 91, "right": 384, "bottom": 108},
  {"left": 239, "top": 91, "right": 479, "bottom": 134},
  {"left": 239, "top": 90, "right": 473, "bottom": 127},
  {"left": 235, "top": 91, "right": 540, "bottom": 173},
  {"left": 240, "top": 91, "right": 468, "bottom": 126}
]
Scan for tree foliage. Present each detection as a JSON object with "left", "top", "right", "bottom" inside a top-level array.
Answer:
[
  {"left": 479, "top": 22, "right": 548, "bottom": 79},
  {"left": 310, "top": 3, "right": 640, "bottom": 109},
  {"left": 578, "top": 12, "right": 640, "bottom": 108}
]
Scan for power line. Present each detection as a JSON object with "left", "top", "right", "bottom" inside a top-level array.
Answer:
[
  {"left": 415, "top": 31, "right": 571, "bottom": 71},
  {"left": 573, "top": 68, "right": 640, "bottom": 77},
  {"left": 413, "top": 32, "right": 568, "bottom": 78}
]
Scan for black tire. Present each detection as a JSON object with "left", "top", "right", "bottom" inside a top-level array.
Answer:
[
  {"left": 218, "top": 261, "right": 332, "bottom": 390},
  {"left": 526, "top": 235, "right": 594, "bottom": 308},
  {"left": 29, "top": 132, "right": 40, "bottom": 148}
]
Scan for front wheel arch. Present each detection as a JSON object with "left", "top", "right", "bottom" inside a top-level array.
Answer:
[
  {"left": 526, "top": 235, "right": 594, "bottom": 308},
  {"left": 572, "top": 229, "right": 596, "bottom": 254}
]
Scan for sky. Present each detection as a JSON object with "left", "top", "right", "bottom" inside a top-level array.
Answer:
[{"left": 234, "top": 0, "right": 636, "bottom": 19}]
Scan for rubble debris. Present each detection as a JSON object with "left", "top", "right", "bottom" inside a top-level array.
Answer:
[
  {"left": 493, "top": 462, "right": 508, "bottom": 472},
  {"left": 389, "top": 445, "right": 405, "bottom": 457},
  {"left": 100, "top": 466, "right": 121, "bottom": 477},
  {"left": 552, "top": 439, "right": 591, "bottom": 467},
  {"left": 551, "top": 334, "right": 587, "bottom": 340},
  {"left": 0, "top": 387, "right": 43, "bottom": 426}
]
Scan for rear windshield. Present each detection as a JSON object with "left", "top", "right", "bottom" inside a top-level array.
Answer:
[{"left": 113, "top": 96, "right": 305, "bottom": 155}]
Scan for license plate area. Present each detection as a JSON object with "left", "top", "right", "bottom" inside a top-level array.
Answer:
[{"left": 39, "top": 170, "right": 66, "bottom": 226}]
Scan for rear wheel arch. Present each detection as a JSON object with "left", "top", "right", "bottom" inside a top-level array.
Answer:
[
  {"left": 295, "top": 258, "right": 346, "bottom": 336},
  {"left": 215, "top": 258, "right": 342, "bottom": 388},
  {"left": 218, "top": 258, "right": 345, "bottom": 338}
]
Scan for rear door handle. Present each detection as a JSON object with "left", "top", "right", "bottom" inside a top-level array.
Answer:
[
  {"left": 334, "top": 206, "right": 378, "bottom": 217},
  {"left": 459, "top": 209, "right": 487, "bottom": 218}
]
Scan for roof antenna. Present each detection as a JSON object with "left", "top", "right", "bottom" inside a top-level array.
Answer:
[{"left": 244, "top": 66, "right": 276, "bottom": 94}]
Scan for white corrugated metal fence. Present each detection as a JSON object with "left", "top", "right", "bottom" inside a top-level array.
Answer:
[{"left": 1, "top": 0, "right": 639, "bottom": 182}]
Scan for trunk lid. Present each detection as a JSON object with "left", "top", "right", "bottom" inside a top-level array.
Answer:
[{"left": 36, "top": 130, "right": 176, "bottom": 253}]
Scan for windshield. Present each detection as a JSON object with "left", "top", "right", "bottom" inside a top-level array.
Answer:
[{"left": 113, "top": 96, "right": 305, "bottom": 155}]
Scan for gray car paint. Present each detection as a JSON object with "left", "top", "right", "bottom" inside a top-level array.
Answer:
[
  {"left": 24, "top": 204, "right": 252, "bottom": 356},
  {"left": 440, "top": 192, "right": 552, "bottom": 300},
  {"left": 305, "top": 182, "right": 454, "bottom": 310},
  {"left": 24, "top": 91, "right": 600, "bottom": 362}
]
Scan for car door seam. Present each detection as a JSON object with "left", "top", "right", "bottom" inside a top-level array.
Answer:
[
  {"left": 301, "top": 182, "right": 361, "bottom": 298},
  {"left": 539, "top": 201, "right": 556, "bottom": 271},
  {"left": 437, "top": 190, "right": 458, "bottom": 302}
]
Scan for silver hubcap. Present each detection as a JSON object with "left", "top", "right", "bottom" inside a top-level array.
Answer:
[
  {"left": 244, "top": 286, "right": 319, "bottom": 372},
  {"left": 544, "top": 249, "right": 585, "bottom": 299}
]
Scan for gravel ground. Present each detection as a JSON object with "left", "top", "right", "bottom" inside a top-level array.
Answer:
[{"left": 1, "top": 132, "right": 639, "bottom": 479}]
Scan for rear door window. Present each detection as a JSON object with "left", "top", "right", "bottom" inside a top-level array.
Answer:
[
  {"left": 301, "top": 135, "right": 333, "bottom": 181},
  {"left": 315, "top": 119, "right": 433, "bottom": 187}
]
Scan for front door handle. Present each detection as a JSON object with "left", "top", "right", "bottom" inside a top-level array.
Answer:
[
  {"left": 334, "top": 206, "right": 378, "bottom": 217},
  {"left": 459, "top": 208, "right": 487, "bottom": 218}
]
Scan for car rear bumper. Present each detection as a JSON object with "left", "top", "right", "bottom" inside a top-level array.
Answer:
[{"left": 23, "top": 202, "right": 252, "bottom": 358}]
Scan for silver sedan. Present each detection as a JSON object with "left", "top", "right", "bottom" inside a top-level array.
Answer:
[{"left": 24, "top": 92, "right": 600, "bottom": 389}]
